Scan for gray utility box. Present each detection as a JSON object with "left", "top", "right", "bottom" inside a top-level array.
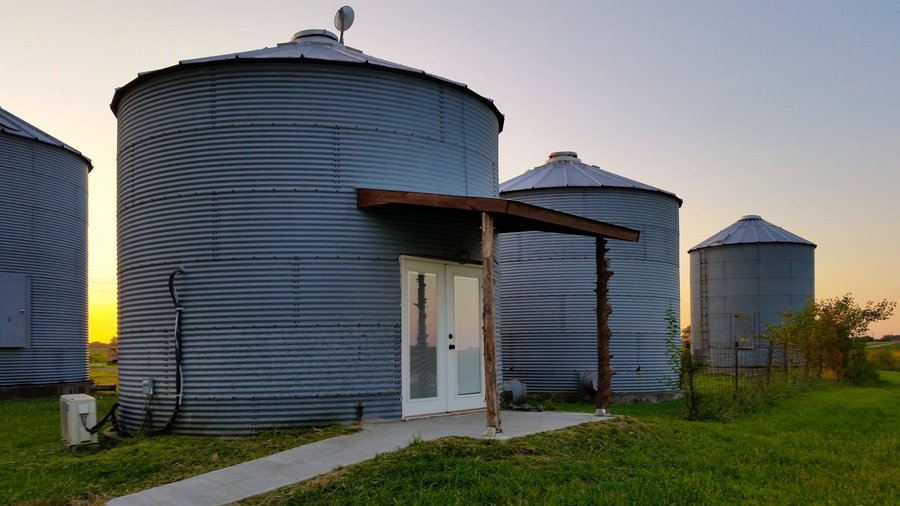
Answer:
[{"left": 60, "top": 394, "right": 98, "bottom": 446}]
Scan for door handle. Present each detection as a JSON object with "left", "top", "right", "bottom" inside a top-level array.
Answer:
[{"left": 449, "top": 344, "right": 456, "bottom": 350}]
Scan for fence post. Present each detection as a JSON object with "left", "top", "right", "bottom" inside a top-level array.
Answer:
[
  {"left": 683, "top": 341, "right": 699, "bottom": 420},
  {"left": 766, "top": 343, "right": 773, "bottom": 386},
  {"left": 733, "top": 341, "right": 739, "bottom": 397},
  {"left": 782, "top": 340, "right": 789, "bottom": 377}
]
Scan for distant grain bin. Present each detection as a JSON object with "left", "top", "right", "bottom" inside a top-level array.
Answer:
[
  {"left": 0, "top": 107, "right": 92, "bottom": 397},
  {"left": 111, "top": 28, "right": 504, "bottom": 434},
  {"left": 689, "top": 215, "right": 815, "bottom": 366},
  {"left": 498, "top": 152, "right": 681, "bottom": 399}
]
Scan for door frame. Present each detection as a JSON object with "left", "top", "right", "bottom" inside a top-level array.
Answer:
[{"left": 400, "top": 256, "right": 484, "bottom": 419}]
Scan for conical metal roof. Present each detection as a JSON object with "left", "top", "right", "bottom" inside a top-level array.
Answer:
[
  {"left": 689, "top": 215, "right": 815, "bottom": 252},
  {"left": 0, "top": 106, "right": 92, "bottom": 169},
  {"left": 111, "top": 29, "right": 503, "bottom": 130},
  {"left": 500, "top": 151, "right": 681, "bottom": 204}
]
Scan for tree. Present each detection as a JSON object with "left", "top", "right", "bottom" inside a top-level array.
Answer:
[{"left": 766, "top": 294, "right": 895, "bottom": 381}]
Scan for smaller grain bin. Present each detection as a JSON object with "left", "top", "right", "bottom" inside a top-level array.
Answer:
[
  {"left": 689, "top": 215, "right": 815, "bottom": 367},
  {"left": 499, "top": 152, "right": 681, "bottom": 399},
  {"left": 0, "top": 107, "right": 92, "bottom": 397}
]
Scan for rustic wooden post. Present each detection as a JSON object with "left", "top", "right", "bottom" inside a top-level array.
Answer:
[
  {"left": 595, "top": 237, "right": 613, "bottom": 416},
  {"left": 481, "top": 212, "right": 501, "bottom": 434}
]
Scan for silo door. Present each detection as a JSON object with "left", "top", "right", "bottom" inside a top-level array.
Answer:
[{"left": 401, "top": 258, "right": 485, "bottom": 418}]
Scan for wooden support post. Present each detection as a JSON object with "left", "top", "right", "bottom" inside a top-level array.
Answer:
[
  {"left": 595, "top": 238, "right": 613, "bottom": 416},
  {"left": 481, "top": 212, "right": 501, "bottom": 434}
]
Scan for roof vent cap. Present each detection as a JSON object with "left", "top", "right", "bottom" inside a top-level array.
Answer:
[
  {"left": 547, "top": 151, "right": 579, "bottom": 162},
  {"left": 291, "top": 29, "right": 339, "bottom": 43},
  {"left": 740, "top": 214, "right": 762, "bottom": 220}
]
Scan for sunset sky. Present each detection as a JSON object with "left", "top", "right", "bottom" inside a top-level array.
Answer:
[{"left": 2, "top": 0, "right": 898, "bottom": 342}]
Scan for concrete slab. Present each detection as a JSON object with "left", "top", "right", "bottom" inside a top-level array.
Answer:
[{"left": 106, "top": 411, "right": 608, "bottom": 506}]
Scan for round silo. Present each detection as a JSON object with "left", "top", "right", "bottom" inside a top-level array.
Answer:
[
  {"left": 689, "top": 215, "right": 815, "bottom": 367},
  {"left": 498, "top": 152, "right": 682, "bottom": 399},
  {"left": 111, "top": 29, "right": 503, "bottom": 434},
  {"left": 0, "top": 107, "right": 92, "bottom": 397}
]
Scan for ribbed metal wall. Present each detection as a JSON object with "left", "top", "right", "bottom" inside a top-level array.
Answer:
[
  {"left": 115, "top": 62, "right": 499, "bottom": 434},
  {"left": 0, "top": 134, "right": 89, "bottom": 386},
  {"left": 690, "top": 243, "right": 814, "bottom": 367},
  {"left": 499, "top": 188, "right": 680, "bottom": 395}
]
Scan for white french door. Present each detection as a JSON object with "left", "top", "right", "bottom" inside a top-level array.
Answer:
[{"left": 401, "top": 257, "right": 485, "bottom": 418}]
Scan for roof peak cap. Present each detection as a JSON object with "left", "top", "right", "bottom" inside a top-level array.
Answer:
[
  {"left": 290, "top": 29, "right": 340, "bottom": 44},
  {"left": 547, "top": 151, "right": 579, "bottom": 162}
]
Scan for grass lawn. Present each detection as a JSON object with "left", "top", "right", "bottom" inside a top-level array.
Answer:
[
  {"left": 0, "top": 395, "right": 356, "bottom": 505},
  {"left": 866, "top": 341, "right": 900, "bottom": 350},
  {"left": 2, "top": 374, "right": 896, "bottom": 505},
  {"left": 243, "top": 372, "right": 900, "bottom": 505},
  {"left": 88, "top": 346, "right": 118, "bottom": 388}
]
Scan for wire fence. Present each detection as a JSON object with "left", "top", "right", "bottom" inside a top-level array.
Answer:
[{"left": 681, "top": 340, "right": 810, "bottom": 402}]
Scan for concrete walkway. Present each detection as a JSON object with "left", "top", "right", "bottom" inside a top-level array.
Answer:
[{"left": 107, "top": 411, "right": 608, "bottom": 506}]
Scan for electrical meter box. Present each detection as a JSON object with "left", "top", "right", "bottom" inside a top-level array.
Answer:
[{"left": 60, "top": 394, "right": 98, "bottom": 446}]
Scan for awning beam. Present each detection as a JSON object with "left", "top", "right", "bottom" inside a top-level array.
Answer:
[{"left": 357, "top": 188, "right": 640, "bottom": 241}]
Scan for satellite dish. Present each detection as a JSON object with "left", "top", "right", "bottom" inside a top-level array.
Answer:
[{"left": 334, "top": 6, "right": 355, "bottom": 43}]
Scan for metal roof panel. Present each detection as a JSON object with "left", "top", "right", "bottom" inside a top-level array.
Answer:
[
  {"left": 0, "top": 107, "right": 92, "bottom": 169},
  {"left": 111, "top": 29, "right": 502, "bottom": 130},
  {"left": 500, "top": 152, "right": 680, "bottom": 204},
  {"left": 689, "top": 215, "right": 816, "bottom": 251}
]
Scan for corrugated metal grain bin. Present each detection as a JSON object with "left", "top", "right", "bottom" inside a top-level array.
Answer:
[
  {"left": 689, "top": 215, "right": 815, "bottom": 367},
  {"left": 498, "top": 152, "right": 681, "bottom": 398},
  {"left": 111, "top": 29, "right": 503, "bottom": 434},
  {"left": 0, "top": 107, "right": 92, "bottom": 395}
]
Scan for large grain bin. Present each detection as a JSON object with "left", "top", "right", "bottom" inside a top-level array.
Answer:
[
  {"left": 0, "top": 107, "right": 92, "bottom": 397},
  {"left": 689, "top": 215, "right": 815, "bottom": 366},
  {"left": 498, "top": 152, "right": 681, "bottom": 399},
  {"left": 111, "top": 28, "right": 505, "bottom": 434}
]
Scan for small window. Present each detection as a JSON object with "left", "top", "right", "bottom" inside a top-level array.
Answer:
[{"left": 0, "top": 273, "right": 30, "bottom": 348}]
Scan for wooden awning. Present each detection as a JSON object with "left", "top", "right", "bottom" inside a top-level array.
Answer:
[
  {"left": 357, "top": 188, "right": 640, "bottom": 241},
  {"left": 358, "top": 187, "right": 637, "bottom": 434}
]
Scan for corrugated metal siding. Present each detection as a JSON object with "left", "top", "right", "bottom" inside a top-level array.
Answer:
[
  {"left": 499, "top": 187, "right": 680, "bottom": 394},
  {"left": 690, "top": 243, "right": 814, "bottom": 367},
  {"left": 116, "top": 62, "right": 499, "bottom": 435},
  {"left": 0, "top": 134, "right": 89, "bottom": 386}
]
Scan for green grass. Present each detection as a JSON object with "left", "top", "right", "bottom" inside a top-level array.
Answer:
[
  {"left": 4, "top": 375, "right": 897, "bottom": 505},
  {"left": 0, "top": 396, "right": 357, "bottom": 505},
  {"left": 88, "top": 346, "right": 118, "bottom": 387},
  {"left": 866, "top": 341, "right": 900, "bottom": 350},
  {"left": 243, "top": 372, "right": 900, "bottom": 505}
]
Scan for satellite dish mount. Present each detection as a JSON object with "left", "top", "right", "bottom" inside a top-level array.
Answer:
[{"left": 334, "top": 6, "right": 355, "bottom": 43}]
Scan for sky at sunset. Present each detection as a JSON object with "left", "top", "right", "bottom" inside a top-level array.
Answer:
[{"left": 2, "top": 0, "right": 898, "bottom": 343}]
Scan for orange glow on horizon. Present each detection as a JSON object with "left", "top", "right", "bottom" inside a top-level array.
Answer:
[{"left": 89, "top": 291, "right": 117, "bottom": 344}]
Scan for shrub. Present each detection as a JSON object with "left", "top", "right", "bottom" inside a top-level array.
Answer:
[
  {"left": 765, "top": 295, "right": 895, "bottom": 382},
  {"left": 868, "top": 349, "right": 900, "bottom": 371}
]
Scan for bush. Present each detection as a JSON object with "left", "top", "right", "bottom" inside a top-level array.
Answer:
[
  {"left": 869, "top": 349, "right": 900, "bottom": 371},
  {"left": 765, "top": 295, "right": 895, "bottom": 382}
]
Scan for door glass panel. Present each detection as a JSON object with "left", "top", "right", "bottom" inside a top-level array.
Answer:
[
  {"left": 454, "top": 275, "right": 482, "bottom": 395},
  {"left": 408, "top": 272, "right": 438, "bottom": 399}
]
